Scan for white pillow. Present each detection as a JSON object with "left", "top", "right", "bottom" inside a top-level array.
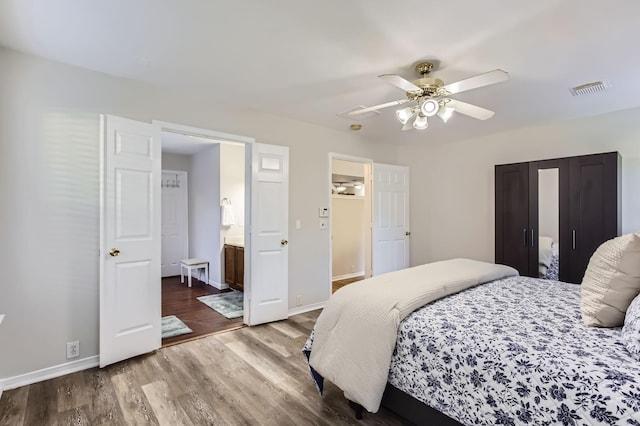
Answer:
[
  {"left": 580, "top": 233, "right": 640, "bottom": 327},
  {"left": 622, "top": 293, "right": 640, "bottom": 360}
]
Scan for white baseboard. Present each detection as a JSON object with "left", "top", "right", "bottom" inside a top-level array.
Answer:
[
  {"left": 332, "top": 272, "right": 364, "bottom": 281},
  {"left": 208, "top": 279, "right": 229, "bottom": 290},
  {"left": 288, "top": 301, "right": 326, "bottom": 316},
  {"left": 0, "top": 355, "right": 99, "bottom": 392}
]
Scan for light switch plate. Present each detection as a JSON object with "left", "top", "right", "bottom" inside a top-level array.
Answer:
[{"left": 318, "top": 208, "right": 329, "bottom": 218}]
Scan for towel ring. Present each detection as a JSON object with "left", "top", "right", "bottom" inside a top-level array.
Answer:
[{"left": 221, "top": 197, "right": 231, "bottom": 206}]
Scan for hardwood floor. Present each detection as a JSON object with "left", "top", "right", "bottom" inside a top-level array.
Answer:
[
  {"left": 332, "top": 276, "right": 365, "bottom": 293},
  {"left": 161, "top": 276, "right": 244, "bottom": 346},
  {"left": 0, "top": 310, "right": 405, "bottom": 425}
]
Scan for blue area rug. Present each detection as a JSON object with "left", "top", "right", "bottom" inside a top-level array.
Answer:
[
  {"left": 197, "top": 291, "right": 244, "bottom": 319},
  {"left": 161, "top": 315, "right": 193, "bottom": 339}
]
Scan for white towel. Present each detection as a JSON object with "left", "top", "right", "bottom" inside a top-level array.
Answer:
[{"left": 221, "top": 205, "right": 235, "bottom": 226}]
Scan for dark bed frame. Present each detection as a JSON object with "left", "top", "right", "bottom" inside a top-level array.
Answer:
[{"left": 349, "top": 384, "right": 463, "bottom": 425}]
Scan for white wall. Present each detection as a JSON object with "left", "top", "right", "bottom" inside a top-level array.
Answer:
[
  {"left": 162, "top": 152, "right": 191, "bottom": 173},
  {"left": 220, "top": 144, "right": 245, "bottom": 240},
  {"left": 0, "top": 46, "right": 399, "bottom": 380},
  {"left": 397, "top": 108, "right": 640, "bottom": 267},
  {"left": 189, "top": 145, "right": 221, "bottom": 284},
  {"left": 331, "top": 197, "right": 366, "bottom": 278}
]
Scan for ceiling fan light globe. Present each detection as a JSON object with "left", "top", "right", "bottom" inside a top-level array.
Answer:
[
  {"left": 396, "top": 107, "right": 414, "bottom": 124},
  {"left": 413, "top": 114, "right": 428, "bottom": 130},
  {"left": 438, "top": 106, "right": 454, "bottom": 123},
  {"left": 420, "top": 99, "right": 440, "bottom": 117}
]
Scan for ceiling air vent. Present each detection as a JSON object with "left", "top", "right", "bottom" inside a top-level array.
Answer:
[{"left": 569, "top": 80, "right": 611, "bottom": 96}]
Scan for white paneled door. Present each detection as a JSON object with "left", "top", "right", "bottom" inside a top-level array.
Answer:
[
  {"left": 161, "top": 170, "right": 188, "bottom": 277},
  {"left": 247, "top": 143, "right": 289, "bottom": 325},
  {"left": 100, "top": 115, "right": 161, "bottom": 368},
  {"left": 372, "top": 163, "right": 410, "bottom": 275}
]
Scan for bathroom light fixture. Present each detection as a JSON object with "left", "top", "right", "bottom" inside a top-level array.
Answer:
[{"left": 335, "top": 183, "right": 347, "bottom": 192}]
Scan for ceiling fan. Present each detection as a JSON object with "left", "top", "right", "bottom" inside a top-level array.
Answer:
[{"left": 348, "top": 61, "right": 509, "bottom": 130}]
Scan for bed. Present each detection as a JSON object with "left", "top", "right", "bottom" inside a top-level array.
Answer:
[{"left": 304, "top": 258, "right": 640, "bottom": 425}]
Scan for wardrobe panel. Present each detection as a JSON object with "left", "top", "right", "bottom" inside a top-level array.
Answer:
[
  {"left": 567, "top": 152, "right": 620, "bottom": 283},
  {"left": 495, "top": 163, "right": 530, "bottom": 276}
]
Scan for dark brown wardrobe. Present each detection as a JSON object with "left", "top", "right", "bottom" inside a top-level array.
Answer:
[{"left": 495, "top": 152, "right": 621, "bottom": 283}]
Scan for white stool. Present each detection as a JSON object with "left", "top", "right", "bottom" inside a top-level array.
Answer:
[{"left": 180, "top": 259, "right": 209, "bottom": 288}]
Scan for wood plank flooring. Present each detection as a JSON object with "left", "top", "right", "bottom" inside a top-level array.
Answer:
[
  {"left": 162, "top": 276, "right": 244, "bottom": 346},
  {"left": 0, "top": 310, "right": 405, "bottom": 425},
  {"left": 332, "top": 276, "right": 365, "bottom": 293}
]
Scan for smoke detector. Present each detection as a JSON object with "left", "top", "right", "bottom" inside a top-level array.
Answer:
[{"left": 569, "top": 80, "right": 612, "bottom": 96}]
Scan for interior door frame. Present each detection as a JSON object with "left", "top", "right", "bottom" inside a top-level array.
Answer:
[
  {"left": 327, "top": 152, "right": 373, "bottom": 297},
  {"left": 153, "top": 121, "right": 254, "bottom": 324}
]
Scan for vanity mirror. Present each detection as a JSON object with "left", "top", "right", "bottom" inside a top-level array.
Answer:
[{"left": 537, "top": 168, "right": 559, "bottom": 279}]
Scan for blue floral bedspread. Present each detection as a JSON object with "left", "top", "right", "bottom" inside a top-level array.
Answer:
[{"left": 388, "top": 276, "right": 640, "bottom": 426}]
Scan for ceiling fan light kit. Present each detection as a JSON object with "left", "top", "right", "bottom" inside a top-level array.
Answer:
[
  {"left": 347, "top": 61, "right": 510, "bottom": 131},
  {"left": 437, "top": 105, "right": 454, "bottom": 123},
  {"left": 396, "top": 106, "right": 415, "bottom": 124},
  {"left": 413, "top": 114, "right": 428, "bottom": 130},
  {"left": 420, "top": 99, "right": 440, "bottom": 117}
]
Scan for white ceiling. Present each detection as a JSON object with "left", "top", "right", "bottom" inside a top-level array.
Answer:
[{"left": 2, "top": 1, "right": 639, "bottom": 145}]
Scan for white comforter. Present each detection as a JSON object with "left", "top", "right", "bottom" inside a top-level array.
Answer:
[{"left": 308, "top": 258, "right": 518, "bottom": 413}]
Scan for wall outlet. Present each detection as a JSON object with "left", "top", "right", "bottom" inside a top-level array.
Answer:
[
  {"left": 296, "top": 295, "right": 303, "bottom": 306},
  {"left": 66, "top": 341, "right": 79, "bottom": 359}
]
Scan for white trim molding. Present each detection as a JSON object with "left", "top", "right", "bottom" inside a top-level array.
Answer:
[
  {"left": 208, "top": 279, "right": 229, "bottom": 290},
  {"left": 331, "top": 272, "right": 365, "bottom": 282},
  {"left": 153, "top": 120, "right": 255, "bottom": 145},
  {"left": 288, "top": 301, "right": 326, "bottom": 317},
  {"left": 0, "top": 356, "right": 99, "bottom": 392}
]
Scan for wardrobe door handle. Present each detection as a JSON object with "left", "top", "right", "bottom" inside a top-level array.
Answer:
[
  {"left": 531, "top": 229, "right": 535, "bottom": 247},
  {"left": 572, "top": 230, "right": 576, "bottom": 250},
  {"left": 523, "top": 229, "right": 527, "bottom": 247}
]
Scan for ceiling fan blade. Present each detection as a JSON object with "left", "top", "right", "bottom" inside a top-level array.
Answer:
[
  {"left": 447, "top": 99, "right": 495, "bottom": 120},
  {"left": 442, "top": 69, "right": 509, "bottom": 95},
  {"left": 347, "top": 99, "right": 410, "bottom": 116},
  {"left": 379, "top": 74, "right": 422, "bottom": 93}
]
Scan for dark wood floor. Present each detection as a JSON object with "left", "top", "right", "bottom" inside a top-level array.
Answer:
[
  {"left": 162, "top": 275, "right": 244, "bottom": 346},
  {"left": 332, "top": 276, "right": 365, "bottom": 293},
  {"left": 0, "top": 310, "right": 405, "bottom": 425}
]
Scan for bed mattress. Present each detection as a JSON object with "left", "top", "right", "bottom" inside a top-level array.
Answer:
[{"left": 388, "top": 276, "right": 640, "bottom": 425}]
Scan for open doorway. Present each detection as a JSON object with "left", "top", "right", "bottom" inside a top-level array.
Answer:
[
  {"left": 160, "top": 131, "right": 246, "bottom": 346},
  {"left": 330, "top": 156, "right": 372, "bottom": 293},
  {"left": 100, "top": 115, "right": 290, "bottom": 366}
]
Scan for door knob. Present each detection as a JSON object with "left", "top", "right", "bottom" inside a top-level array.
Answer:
[
  {"left": 281, "top": 239, "right": 288, "bottom": 246},
  {"left": 405, "top": 231, "right": 411, "bottom": 236},
  {"left": 109, "top": 248, "right": 121, "bottom": 257}
]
